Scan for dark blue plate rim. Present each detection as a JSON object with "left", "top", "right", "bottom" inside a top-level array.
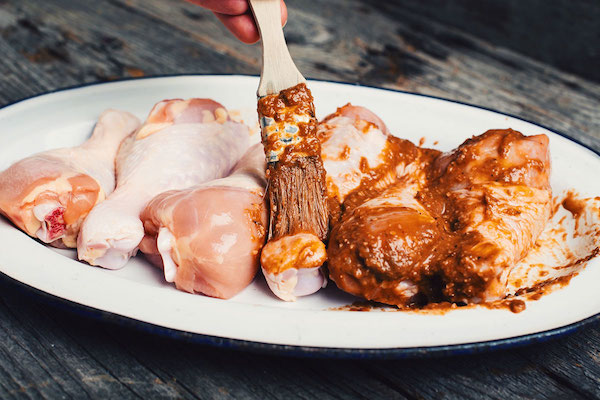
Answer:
[{"left": 1, "top": 74, "right": 599, "bottom": 359}]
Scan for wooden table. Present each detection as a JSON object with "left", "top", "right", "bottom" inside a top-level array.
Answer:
[{"left": 1, "top": 1, "right": 599, "bottom": 398}]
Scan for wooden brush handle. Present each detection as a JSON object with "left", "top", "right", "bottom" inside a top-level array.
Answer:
[{"left": 249, "top": 0, "right": 305, "bottom": 96}]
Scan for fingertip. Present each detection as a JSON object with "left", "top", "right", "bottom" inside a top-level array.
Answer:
[
  {"left": 280, "top": 0, "right": 288, "bottom": 26},
  {"left": 215, "top": 12, "right": 260, "bottom": 44},
  {"left": 187, "top": 0, "right": 249, "bottom": 15}
]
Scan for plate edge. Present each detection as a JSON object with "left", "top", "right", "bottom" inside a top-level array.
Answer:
[
  {"left": 1, "top": 74, "right": 599, "bottom": 358},
  {"left": 1, "top": 73, "right": 598, "bottom": 157},
  {"left": 3, "top": 271, "right": 599, "bottom": 359}
]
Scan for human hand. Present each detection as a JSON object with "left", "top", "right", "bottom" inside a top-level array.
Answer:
[{"left": 186, "top": 0, "right": 288, "bottom": 44}]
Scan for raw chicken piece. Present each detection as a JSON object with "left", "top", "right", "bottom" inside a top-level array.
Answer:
[
  {"left": 78, "top": 99, "right": 250, "bottom": 269},
  {"left": 328, "top": 129, "right": 552, "bottom": 306},
  {"left": 260, "top": 233, "right": 327, "bottom": 301},
  {"left": 0, "top": 110, "right": 140, "bottom": 247},
  {"left": 139, "top": 144, "right": 267, "bottom": 299}
]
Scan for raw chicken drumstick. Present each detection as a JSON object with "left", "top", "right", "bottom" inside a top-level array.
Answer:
[
  {"left": 139, "top": 144, "right": 268, "bottom": 299},
  {"left": 328, "top": 129, "right": 552, "bottom": 306},
  {"left": 0, "top": 110, "right": 140, "bottom": 247},
  {"left": 78, "top": 99, "right": 250, "bottom": 269}
]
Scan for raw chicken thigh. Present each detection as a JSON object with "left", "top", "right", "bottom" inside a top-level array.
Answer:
[
  {"left": 0, "top": 110, "right": 140, "bottom": 247},
  {"left": 328, "top": 129, "right": 552, "bottom": 306},
  {"left": 139, "top": 144, "right": 267, "bottom": 299},
  {"left": 78, "top": 99, "right": 250, "bottom": 269}
]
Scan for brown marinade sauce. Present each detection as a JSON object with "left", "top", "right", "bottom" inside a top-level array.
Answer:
[
  {"left": 562, "top": 190, "right": 587, "bottom": 225},
  {"left": 330, "top": 248, "right": 591, "bottom": 314},
  {"left": 244, "top": 200, "right": 267, "bottom": 245},
  {"left": 340, "top": 136, "right": 438, "bottom": 213},
  {"left": 328, "top": 129, "right": 552, "bottom": 308},
  {"left": 257, "top": 83, "right": 321, "bottom": 160},
  {"left": 331, "top": 298, "right": 528, "bottom": 314}
]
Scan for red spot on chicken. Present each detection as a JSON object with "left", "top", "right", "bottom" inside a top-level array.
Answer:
[
  {"left": 0, "top": 110, "right": 140, "bottom": 247},
  {"left": 45, "top": 207, "right": 66, "bottom": 240}
]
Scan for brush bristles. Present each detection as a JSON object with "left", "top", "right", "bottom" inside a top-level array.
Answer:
[{"left": 267, "top": 156, "right": 329, "bottom": 240}]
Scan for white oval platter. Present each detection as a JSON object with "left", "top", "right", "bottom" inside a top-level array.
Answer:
[{"left": 0, "top": 75, "right": 598, "bottom": 354}]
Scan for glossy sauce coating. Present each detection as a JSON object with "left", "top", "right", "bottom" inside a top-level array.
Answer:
[
  {"left": 328, "top": 129, "right": 552, "bottom": 307},
  {"left": 258, "top": 83, "right": 321, "bottom": 163}
]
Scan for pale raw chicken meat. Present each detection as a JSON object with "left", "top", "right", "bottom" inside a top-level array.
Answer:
[
  {"left": 78, "top": 99, "right": 250, "bottom": 269},
  {"left": 328, "top": 129, "right": 552, "bottom": 306},
  {"left": 139, "top": 144, "right": 268, "bottom": 299},
  {"left": 0, "top": 110, "right": 140, "bottom": 247},
  {"left": 259, "top": 104, "right": 430, "bottom": 301}
]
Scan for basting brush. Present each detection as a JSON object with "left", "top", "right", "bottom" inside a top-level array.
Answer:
[{"left": 249, "top": 0, "right": 329, "bottom": 301}]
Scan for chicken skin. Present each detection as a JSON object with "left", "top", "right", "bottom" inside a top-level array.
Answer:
[
  {"left": 139, "top": 144, "right": 267, "bottom": 299},
  {"left": 328, "top": 129, "right": 552, "bottom": 306},
  {"left": 78, "top": 99, "right": 250, "bottom": 269},
  {"left": 318, "top": 104, "right": 438, "bottom": 216},
  {"left": 0, "top": 110, "right": 140, "bottom": 247},
  {"left": 318, "top": 104, "right": 392, "bottom": 205}
]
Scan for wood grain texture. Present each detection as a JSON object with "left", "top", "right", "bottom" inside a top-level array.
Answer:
[
  {"left": 0, "top": 0, "right": 599, "bottom": 399},
  {"left": 396, "top": 0, "right": 600, "bottom": 83}
]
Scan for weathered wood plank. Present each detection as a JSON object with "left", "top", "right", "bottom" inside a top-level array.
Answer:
[
  {"left": 0, "top": 289, "right": 134, "bottom": 398},
  {"left": 362, "top": 346, "right": 593, "bottom": 400},
  {"left": 2, "top": 273, "right": 599, "bottom": 400},
  {"left": 519, "top": 325, "right": 600, "bottom": 398},
  {"left": 394, "top": 0, "right": 600, "bottom": 83},
  {"left": 0, "top": 277, "right": 203, "bottom": 399},
  {"left": 1, "top": 0, "right": 598, "bottom": 149},
  {"left": 0, "top": 0, "right": 257, "bottom": 101}
]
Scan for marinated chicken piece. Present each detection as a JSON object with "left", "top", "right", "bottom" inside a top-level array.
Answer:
[
  {"left": 259, "top": 104, "right": 434, "bottom": 302},
  {"left": 506, "top": 192, "right": 600, "bottom": 295},
  {"left": 318, "top": 104, "right": 437, "bottom": 215},
  {"left": 0, "top": 110, "right": 140, "bottom": 247},
  {"left": 318, "top": 104, "right": 391, "bottom": 204},
  {"left": 139, "top": 144, "right": 267, "bottom": 299},
  {"left": 78, "top": 99, "right": 250, "bottom": 269},
  {"left": 328, "top": 129, "right": 552, "bottom": 306}
]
